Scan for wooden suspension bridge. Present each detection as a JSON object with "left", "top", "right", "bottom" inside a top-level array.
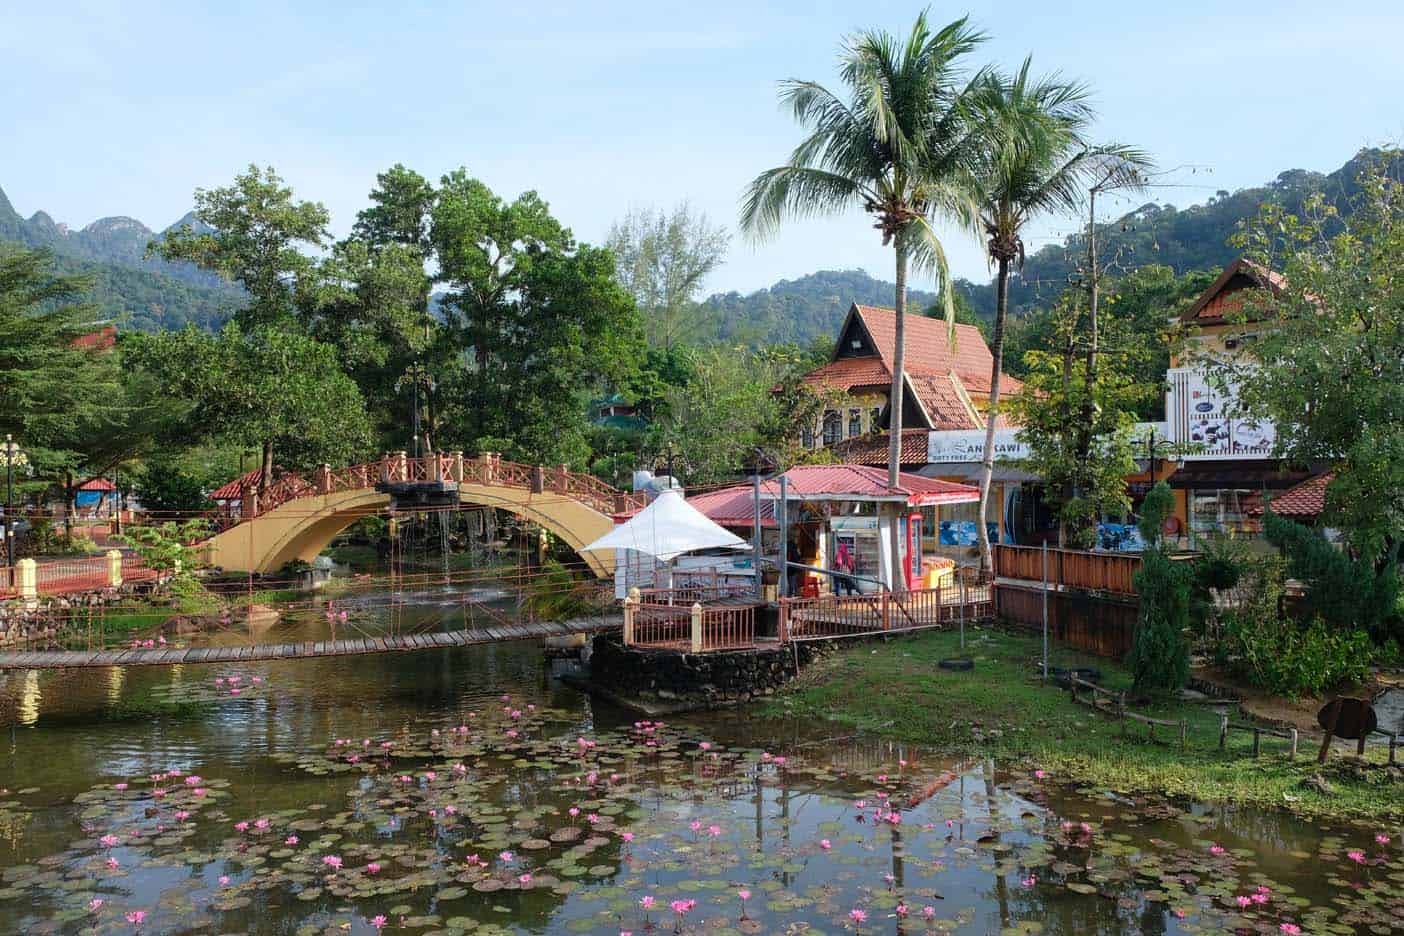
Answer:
[{"left": 0, "top": 615, "right": 622, "bottom": 670}]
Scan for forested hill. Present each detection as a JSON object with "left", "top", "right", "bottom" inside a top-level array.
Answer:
[
  {"left": 700, "top": 269, "right": 941, "bottom": 346},
  {"left": 957, "top": 147, "right": 1394, "bottom": 317},
  {"left": 0, "top": 186, "right": 243, "bottom": 331}
]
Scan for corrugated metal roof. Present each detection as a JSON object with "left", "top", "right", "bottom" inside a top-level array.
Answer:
[{"left": 764, "top": 464, "right": 980, "bottom": 507}]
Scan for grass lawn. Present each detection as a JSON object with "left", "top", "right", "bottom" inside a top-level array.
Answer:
[{"left": 764, "top": 625, "right": 1404, "bottom": 823}]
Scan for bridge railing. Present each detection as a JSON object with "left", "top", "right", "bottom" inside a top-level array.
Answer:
[{"left": 206, "top": 452, "right": 646, "bottom": 526}]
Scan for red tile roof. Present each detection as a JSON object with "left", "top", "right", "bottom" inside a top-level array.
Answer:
[
  {"left": 765, "top": 464, "right": 979, "bottom": 507},
  {"left": 907, "top": 374, "right": 980, "bottom": 430},
  {"left": 209, "top": 468, "right": 304, "bottom": 501},
  {"left": 73, "top": 325, "right": 117, "bottom": 351},
  {"left": 1181, "top": 257, "right": 1287, "bottom": 325},
  {"left": 78, "top": 477, "right": 117, "bottom": 491},
  {"left": 1245, "top": 472, "right": 1331, "bottom": 518},
  {"left": 832, "top": 430, "right": 931, "bottom": 467},
  {"left": 801, "top": 356, "right": 892, "bottom": 392},
  {"left": 852, "top": 305, "right": 1022, "bottom": 394}
]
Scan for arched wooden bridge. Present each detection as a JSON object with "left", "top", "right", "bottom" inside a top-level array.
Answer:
[{"left": 202, "top": 452, "right": 645, "bottom": 576}]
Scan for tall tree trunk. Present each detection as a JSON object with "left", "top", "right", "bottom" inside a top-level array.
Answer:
[
  {"left": 886, "top": 236, "right": 908, "bottom": 592},
  {"left": 977, "top": 257, "right": 1011, "bottom": 573},
  {"left": 64, "top": 470, "right": 75, "bottom": 539}
]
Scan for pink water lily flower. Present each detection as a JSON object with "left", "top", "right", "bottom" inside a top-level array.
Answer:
[
  {"left": 1209, "top": 844, "right": 1226, "bottom": 856},
  {"left": 1348, "top": 849, "right": 1367, "bottom": 863},
  {"left": 366, "top": 862, "right": 381, "bottom": 874},
  {"left": 849, "top": 907, "right": 867, "bottom": 923},
  {"left": 114, "top": 782, "right": 128, "bottom": 791},
  {"left": 518, "top": 873, "right": 533, "bottom": 885},
  {"left": 125, "top": 910, "right": 147, "bottom": 924},
  {"left": 895, "top": 903, "right": 908, "bottom": 917},
  {"left": 105, "top": 857, "right": 119, "bottom": 870},
  {"left": 218, "top": 875, "right": 230, "bottom": 886},
  {"left": 738, "top": 888, "right": 750, "bottom": 901},
  {"left": 1279, "top": 925, "right": 1302, "bottom": 935},
  {"left": 370, "top": 915, "right": 387, "bottom": 930},
  {"left": 639, "top": 895, "right": 655, "bottom": 910},
  {"left": 284, "top": 835, "right": 298, "bottom": 846},
  {"left": 1376, "top": 834, "right": 1391, "bottom": 845},
  {"left": 820, "top": 839, "right": 832, "bottom": 849},
  {"left": 100, "top": 834, "right": 119, "bottom": 848},
  {"left": 88, "top": 898, "right": 104, "bottom": 912},
  {"left": 499, "top": 851, "right": 513, "bottom": 863},
  {"left": 234, "top": 821, "right": 250, "bottom": 833},
  {"left": 1235, "top": 895, "right": 1252, "bottom": 909},
  {"left": 923, "top": 906, "right": 935, "bottom": 919},
  {"left": 321, "top": 854, "right": 342, "bottom": 870}
]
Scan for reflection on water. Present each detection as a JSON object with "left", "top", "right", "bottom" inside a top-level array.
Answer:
[{"left": 0, "top": 582, "right": 1398, "bottom": 935}]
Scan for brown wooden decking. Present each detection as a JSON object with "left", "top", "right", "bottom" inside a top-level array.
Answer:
[{"left": 0, "top": 617, "right": 621, "bottom": 670}]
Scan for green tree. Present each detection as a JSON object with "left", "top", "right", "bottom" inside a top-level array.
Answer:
[
  {"left": 428, "top": 172, "right": 645, "bottom": 465},
  {"left": 153, "top": 165, "right": 330, "bottom": 330},
  {"left": 123, "top": 324, "right": 372, "bottom": 507},
  {"left": 133, "top": 460, "right": 213, "bottom": 514},
  {"left": 1008, "top": 286, "right": 1153, "bottom": 547},
  {"left": 606, "top": 203, "right": 730, "bottom": 349},
  {"left": 1264, "top": 510, "right": 1400, "bottom": 643},
  {"left": 1127, "top": 481, "right": 1192, "bottom": 698},
  {"left": 0, "top": 246, "right": 126, "bottom": 502},
  {"left": 352, "top": 164, "right": 436, "bottom": 250},
  {"left": 960, "top": 61, "right": 1143, "bottom": 571},
  {"left": 1227, "top": 150, "right": 1403, "bottom": 563}
]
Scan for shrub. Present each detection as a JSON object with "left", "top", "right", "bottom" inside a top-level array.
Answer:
[
  {"left": 1264, "top": 510, "right": 1401, "bottom": 642},
  {"left": 1225, "top": 615, "right": 1373, "bottom": 698},
  {"left": 1127, "top": 482, "right": 1192, "bottom": 698}
]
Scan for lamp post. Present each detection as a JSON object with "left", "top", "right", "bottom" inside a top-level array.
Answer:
[{"left": 3, "top": 435, "right": 30, "bottom": 576}]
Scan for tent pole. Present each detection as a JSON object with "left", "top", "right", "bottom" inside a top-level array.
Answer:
[
  {"left": 778, "top": 475, "right": 790, "bottom": 598},
  {"left": 752, "top": 473, "right": 762, "bottom": 598}
]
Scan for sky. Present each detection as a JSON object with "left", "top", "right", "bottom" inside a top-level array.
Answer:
[{"left": 3, "top": 1, "right": 1402, "bottom": 296}]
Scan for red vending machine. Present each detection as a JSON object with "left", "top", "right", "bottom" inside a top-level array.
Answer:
[{"left": 904, "top": 512, "right": 923, "bottom": 590}]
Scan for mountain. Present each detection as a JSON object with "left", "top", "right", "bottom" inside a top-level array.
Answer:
[
  {"left": 957, "top": 147, "right": 1395, "bottom": 317},
  {"left": 0, "top": 185, "right": 243, "bottom": 331},
  {"left": 700, "top": 269, "right": 943, "bottom": 347}
]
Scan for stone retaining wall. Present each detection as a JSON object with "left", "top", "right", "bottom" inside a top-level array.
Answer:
[
  {"left": 0, "top": 576, "right": 169, "bottom": 649},
  {"left": 590, "top": 636, "right": 830, "bottom": 709}
]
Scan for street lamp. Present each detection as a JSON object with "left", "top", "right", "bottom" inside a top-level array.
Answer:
[{"left": 2, "top": 435, "right": 31, "bottom": 574}]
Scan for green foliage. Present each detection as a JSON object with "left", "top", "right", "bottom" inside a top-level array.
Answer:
[
  {"left": 122, "top": 324, "right": 373, "bottom": 472},
  {"left": 1127, "top": 481, "right": 1191, "bottom": 698},
  {"left": 134, "top": 460, "right": 212, "bottom": 514},
  {"left": 524, "top": 560, "right": 607, "bottom": 619},
  {"left": 1264, "top": 510, "right": 1401, "bottom": 642},
  {"left": 1225, "top": 616, "right": 1373, "bottom": 698},
  {"left": 153, "top": 165, "right": 330, "bottom": 330},
  {"left": 651, "top": 345, "right": 831, "bottom": 484},
  {"left": 607, "top": 203, "right": 729, "bottom": 350},
  {"left": 0, "top": 245, "right": 127, "bottom": 485},
  {"left": 119, "top": 518, "right": 210, "bottom": 601},
  {"left": 1009, "top": 285, "right": 1156, "bottom": 547},
  {"left": 1228, "top": 150, "right": 1404, "bottom": 562},
  {"left": 1136, "top": 480, "right": 1177, "bottom": 547}
]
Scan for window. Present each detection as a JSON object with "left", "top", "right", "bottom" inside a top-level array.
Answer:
[
  {"left": 870, "top": 407, "right": 882, "bottom": 432},
  {"left": 848, "top": 408, "right": 862, "bottom": 438},
  {"left": 801, "top": 426, "right": 814, "bottom": 449},
  {"left": 1189, "top": 489, "right": 1257, "bottom": 536},
  {"left": 822, "top": 410, "right": 842, "bottom": 446}
]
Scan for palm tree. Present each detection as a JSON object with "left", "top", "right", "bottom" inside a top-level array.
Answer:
[
  {"left": 959, "top": 60, "right": 1149, "bottom": 572},
  {"left": 742, "top": 13, "right": 985, "bottom": 590}
]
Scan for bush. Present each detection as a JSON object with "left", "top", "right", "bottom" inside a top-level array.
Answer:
[
  {"left": 1225, "top": 615, "right": 1374, "bottom": 697},
  {"left": 1264, "top": 510, "right": 1401, "bottom": 642},
  {"left": 1127, "top": 482, "right": 1193, "bottom": 698}
]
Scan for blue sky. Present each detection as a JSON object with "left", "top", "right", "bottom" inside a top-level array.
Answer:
[{"left": 4, "top": 1, "right": 1401, "bottom": 295}]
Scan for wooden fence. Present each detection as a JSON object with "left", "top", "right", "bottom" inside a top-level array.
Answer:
[
  {"left": 994, "top": 544, "right": 1142, "bottom": 595},
  {"left": 628, "top": 599, "right": 757, "bottom": 652},
  {"left": 779, "top": 582, "right": 992, "bottom": 643},
  {"left": 993, "top": 582, "right": 1138, "bottom": 658}
]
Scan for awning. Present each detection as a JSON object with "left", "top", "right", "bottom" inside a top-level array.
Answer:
[
  {"left": 1166, "top": 459, "right": 1321, "bottom": 490},
  {"left": 582, "top": 489, "right": 750, "bottom": 562}
]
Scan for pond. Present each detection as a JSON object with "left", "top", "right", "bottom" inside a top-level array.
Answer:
[{"left": 0, "top": 579, "right": 1400, "bottom": 935}]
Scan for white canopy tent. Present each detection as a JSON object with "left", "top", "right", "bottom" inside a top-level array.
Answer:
[{"left": 581, "top": 489, "right": 750, "bottom": 562}]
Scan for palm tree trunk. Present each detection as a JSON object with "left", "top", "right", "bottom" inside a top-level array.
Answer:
[
  {"left": 887, "top": 235, "right": 908, "bottom": 592},
  {"left": 1072, "top": 192, "right": 1100, "bottom": 547},
  {"left": 977, "top": 257, "right": 1011, "bottom": 573}
]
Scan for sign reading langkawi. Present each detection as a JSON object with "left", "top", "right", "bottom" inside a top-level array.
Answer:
[{"left": 927, "top": 428, "right": 1029, "bottom": 464}]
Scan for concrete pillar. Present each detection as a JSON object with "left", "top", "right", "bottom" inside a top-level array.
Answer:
[
  {"left": 690, "top": 602, "right": 704, "bottom": 653},
  {"left": 449, "top": 451, "right": 464, "bottom": 483},
  {"left": 556, "top": 464, "right": 569, "bottom": 493},
  {"left": 16, "top": 558, "right": 36, "bottom": 600},
  {"left": 106, "top": 549, "right": 123, "bottom": 588},
  {"left": 394, "top": 451, "right": 408, "bottom": 482},
  {"left": 379, "top": 452, "right": 393, "bottom": 483},
  {"left": 315, "top": 464, "right": 332, "bottom": 495},
  {"left": 530, "top": 466, "right": 545, "bottom": 495}
]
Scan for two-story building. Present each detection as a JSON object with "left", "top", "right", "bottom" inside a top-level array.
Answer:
[{"left": 1163, "top": 257, "right": 1326, "bottom": 543}]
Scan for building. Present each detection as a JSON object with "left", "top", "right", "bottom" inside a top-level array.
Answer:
[
  {"left": 799, "top": 303, "right": 1021, "bottom": 450},
  {"left": 1163, "top": 257, "right": 1327, "bottom": 543}
]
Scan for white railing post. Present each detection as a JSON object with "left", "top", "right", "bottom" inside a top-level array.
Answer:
[
  {"left": 624, "top": 587, "right": 639, "bottom": 645},
  {"left": 690, "top": 602, "right": 704, "bottom": 653},
  {"left": 106, "top": 549, "right": 123, "bottom": 588},
  {"left": 16, "top": 558, "right": 36, "bottom": 600}
]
